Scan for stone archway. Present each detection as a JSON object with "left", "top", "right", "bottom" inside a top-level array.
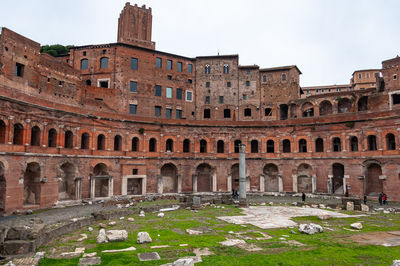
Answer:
[
  {"left": 332, "top": 163, "right": 344, "bottom": 194},
  {"left": 264, "top": 163, "right": 279, "bottom": 192},
  {"left": 92, "top": 163, "right": 110, "bottom": 198},
  {"left": 366, "top": 163, "right": 383, "bottom": 196},
  {"left": 297, "top": 163, "right": 312, "bottom": 193},
  {"left": 161, "top": 163, "right": 178, "bottom": 193},
  {"left": 231, "top": 164, "right": 239, "bottom": 191},
  {"left": 58, "top": 163, "right": 76, "bottom": 200},
  {"left": 196, "top": 163, "right": 213, "bottom": 192},
  {"left": 0, "top": 162, "right": 5, "bottom": 211},
  {"left": 23, "top": 162, "right": 41, "bottom": 205}
]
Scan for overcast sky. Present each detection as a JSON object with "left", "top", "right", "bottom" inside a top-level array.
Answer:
[{"left": 1, "top": 0, "right": 400, "bottom": 86}]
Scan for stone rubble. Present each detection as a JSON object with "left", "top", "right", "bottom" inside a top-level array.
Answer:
[
  {"left": 78, "top": 256, "right": 101, "bottom": 266},
  {"left": 106, "top": 230, "right": 128, "bottom": 242},
  {"left": 158, "top": 212, "right": 165, "bottom": 217},
  {"left": 101, "top": 246, "right": 136, "bottom": 253},
  {"left": 186, "top": 229, "right": 202, "bottom": 235},
  {"left": 77, "top": 233, "right": 88, "bottom": 241},
  {"left": 96, "top": 229, "right": 107, "bottom": 243},
  {"left": 298, "top": 223, "right": 323, "bottom": 235},
  {"left": 137, "top": 231, "right": 152, "bottom": 243},
  {"left": 350, "top": 222, "right": 363, "bottom": 230}
]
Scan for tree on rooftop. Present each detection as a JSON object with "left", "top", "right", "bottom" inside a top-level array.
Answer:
[{"left": 40, "top": 44, "right": 74, "bottom": 57}]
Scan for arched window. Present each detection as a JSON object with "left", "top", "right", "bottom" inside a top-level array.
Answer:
[
  {"left": 30, "top": 126, "right": 40, "bottom": 146},
  {"left": 200, "top": 139, "right": 207, "bottom": 153},
  {"left": 80, "top": 59, "right": 88, "bottom": 70},
  {"left": 47, "top": 128, "right": 56, "bottom": 147},
  {"left": 149, "top": 138, "right": 156, "bottom": 152},
  {"left": 319, "top": 101, "right": 332, "bottom": 116},
  {"left": 282, "top": 139, "right": 291, "bottom": 153},
  {"left": 267, "top": 140, "right": 274, "bottom": 153},
  {"left": 338, "top": 98, "right": 352, "bottom": 113},
  {"left": 64, "top": 130, "right": 73, "bottom": 148},
  {"left": 367, "top": 135, "right": 377, "bottom": 151},
  {"left": 302, "top": 102, "right": 314, "bottom": 117},
  {"left": 217, "top": 140, "right": 224, "bottom": 153},
  {"left": 166, "top": 138, "right": 173, "bottom": 152},
  {"left": 282, "top": 73, "right": 287, "bottom": 81},
  {"left": 100, "top": 57, "right": 108, "bottom": 69},
  {"left": 97, "top": 134, "right": 105, "bottom": 150},
  {"left": 114, "top": 135, "right": 122, "bottom": 151},
  {"left": 223, "top": 64, "right": 229, "bottom": 74},
  {"left": 251, "top": 140, "right": 258, "bottom": 153},
  {"left": 0, "top": 120, "right": 6, "bottom": 144},
  {"left": 315, "top": 138, "right": 324, "bottom": 152},
  {"left": 386, "top": 133, "right": 396, "bottom": 150},
  {"left": 132, "top": 137, "right": 139, "bottom": 151},
  {"left": 244, "top": 108, "right": 252, "bottom": 117},
  {"left": 350, "top": 136, "right": 358, "bottom": 152},
  {"left": 332, "top": 137, "right": 341, "bottom": 152},
  {"left": 299, "top": 139, "right": 307, "bottom": 153},
  {"left": 183, "top": 139, "right": 190, "bottom": 153},
  {"left": 81, "top": 133, "right": 90, "bottom": 149},
  {"left": 13, "top": 123, "right": 23, "bottom": 145},
  {"left": 234, "top": 140, "right": 241, "bottom": 153},
  {"left": 204, "top": 64, "right": 211, "bottom": 74},
  {"left": 358, "top": 96, "right": 368, "bottom": 112}
]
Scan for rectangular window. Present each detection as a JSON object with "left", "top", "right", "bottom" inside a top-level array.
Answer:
[
  {"left": 263, "top": 75, "right": 267, "bottom": 82},
  {"left": 176, "top": 109, "right": 182, "bottom": 119},
  {"left": 394, "top": 74, "right": 398, "bottom": 80},
  {"left": 358, "top": 73, "right": 362, "bottom": 79},
  {"left": 98, "top": 79, "right": 110, "bottom": 88},
  {"left": 227, "top": 81, "right": 231, "bottom": 87},
  {"left": 204, "top": 109, "right": 211, "bottom": 119},
  {"left": 219, "top": 96, "right": 224, "bottom": 104},
  {"left": 166, "top": 87, "right": 172, "bottom": 98},
  {"left": 129, "top": 104, "right": 137, "bottom": 114},
  {"left": 130, "top": 81, "right": 137, "bottom": 92},
  {"left": 246, "top": 80, "right": 250, "bottom": 86},
  {"left": 243, "top": 94, "right": 247, "bottom": 100},
  {"left": 167, "top": 75, "right": 172, "bottom": 80},
  {"left": 166, "top": 108, "right": 172, "bottom": 118},
  {"left": 155, "top": 85, "right": 162, "bottom": 96},
  {"left": 156, "top": 57, "right": 162, "bottom": 68},
  {"left": 176, "top": 88, "right": 183, "bottom": 100},
  {"left": 155, "top": 106, "right": 161, "bottom": 117},
  {"left": 167, "top": 59, "right": 172, "bottom": 70},
  {"left": 205, "top": 96, "right": 210, "bottom": 104},
  {"left": 177, "top": 62, "right": 182, "bottom": 72},
  {"left": 15, "top": 63, "right": 24, "bottom": 77},
  {"left": 337, "top": 88, "right": 341, "bottom": 92},
  {"left": 131, "top": 57, "right": 138, "bottom": 70},
  {"left": 188, "top": 64, "right": 193, "bottom": 73},
  {"left": 186, "top": 91, "right": 193, "bottom": 101},
  {"left": 206, "top": 82, "right": 210, "bottom": 88},
  {"left": 188, "top": 79, "right": 192, "bottom": 84}
]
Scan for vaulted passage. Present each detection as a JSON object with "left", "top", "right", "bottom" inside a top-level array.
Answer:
[
  {"left": 319, "top": 100, "right": 332, "bottom": 116},
  {"left": 231, "top": 164, "right": 239, "bottom": 191},
  {"left": 13, "top": 123, "right": 23, "bottom": 145},
  {"left": 366, "top": 163, "right": 383, "bottom": 196},
  {"left": 23, "top": 162, "right": 41, "bottom": 205},
  {"left": 93, "top": 163, "right": 110, "bottom": 198},
  {"left": 30, "top": 126, "right": 40, "bottom": 146},
  {"left": 196, "top": 163, "right": 212, "bottom": 192},
  {"left": 161, "top": 163, "right": 177, "bottom": 193},
  {"left": 58, "top": 163, "right": 76, "bottom": 200},
  {"left": 264, "top": 163, "right": 279, "bottom": 192},
  {"left": 297, "top": 163, "right": 312, "bottom": 193},
  {"left": 332, "top": 163, "right": 344, "bottom": 194}
]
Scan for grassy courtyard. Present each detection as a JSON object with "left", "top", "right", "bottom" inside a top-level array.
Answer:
[{"left": 38, "top": 201, "right": 400, "bottom": 265}]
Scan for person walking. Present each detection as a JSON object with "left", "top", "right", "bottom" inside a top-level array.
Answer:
[
  {"left": 383, "top": 193, "right": 387, "bottom": 205},
  {"left": 363, "top": 194, "right": 367, "bottom": 204},
  {"left": 378, "top": 192, "right": 383, "bottom": 206},
  {"left": 302, "top": 192, "right": 306, "bottom": 202}
]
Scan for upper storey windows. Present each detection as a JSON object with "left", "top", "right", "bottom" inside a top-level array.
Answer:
[
  {"left": 223, "top": 64, "right": 229, "bottom": 74},
  {"left": 80, "top": 59, "right": 88, "bottom": 70},
  {"left": 177, "top": 62, "right": 182, "bottom": 72},
  {"left": 188, "top": 64, "right": 193, "bottom": 73},
  {"left": 167, "top": 59, "right": 172, "bottom": 70},
  {"left": 282, "top": 73, "right": 287, "bottom": 81},
  {"left": 205, "top": 64, "right": 211, "bottom": 74},
  {"left": 156, "top": 57, "right": 162, "bottom": 68},
  {"left": 100, "top": 57, "right": 109, "bottom": 69},
  {"left": 131, "top": 57, "right": 138, "bottom": 70},
  {"left": 15, "top": 63, "right": 24, "bottom": 77}
]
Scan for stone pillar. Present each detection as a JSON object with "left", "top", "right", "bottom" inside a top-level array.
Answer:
[
  {"left": 292, "top": 174, "right": 298, "bottom": 193},
  {"left": 239, "top": 144, "right": 247, "bottom": 204},
  {"left": 259, "top": 174, "right": 265, "bottom": 192},
  {"left": 278, "top": 175, "right": 283, "bottom": 192},
  {"left": 142, "top": 176, "right": 147, "bottom": 195},
  {"left": 108, "top": 177, "right": 114, "bottom": 197},
  {"left": 312, "top": 174, "right": 317, "bottom": 193},
  {"left": 157, "top": 175, "right": 163, "bottom": 194},
  {"left": 192, "top": 174, "right": 197, "bottom": 193},
  {"left": 90, "top": 177, "right": 95, "bottom": 199},
  {"left": 7, "top": 116, "right": 13, "bottom": 144},
  {"left": 343, "top": 175, "right": 349, "bottom": 195},
  {"left": 75, "top": 177, "right": 82, "bottom": 200},
  {"left": 212, "top": 172, "right": 217, "bottom": 192},
  {"left": 227, "top": 174, "right": 232, "bottom": 192},
  {"left": 327, "top": 175, "right": 333, "bottom": 194},
  {"left": 177, "top": 174, "right": 182, "bottom": 193}
]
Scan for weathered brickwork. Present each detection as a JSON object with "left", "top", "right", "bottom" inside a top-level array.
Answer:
[{"left": 0, "top": 3, "right": 400, "bottom": 214}]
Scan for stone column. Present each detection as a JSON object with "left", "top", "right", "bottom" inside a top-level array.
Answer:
[
  {"left": 122, "top": 176, "right": 127, "bottom": 195},
  {"left": 212, "top": 172, "right": 217, "bottom": 192},
  {"left": 259, "top": 174, "right": 265, "bottom": 192},
  {"left": 239, "top": 144, "right": 247, "bottom": 204},
  {"left": 327, "top": 175, "right": 333, "bottom": 194},
  {"left": 343, "top": 175, "right": 349, "bottom": 194},
  {"left": 227, "top": 174, "right": 232, "bottom": 192},
  {"left": 192, "top": 174, "right": 197, "bottom": 193},
  {"left": 278, "top": 175, "right": 283, "bottom": 192},
  {"left": 292, "top": 174, "right": 298, "bottom": 192},
  {"left": 108, "top": 177, "right": 114, "bottom": 197},
  {"left": 75, "top": 177, "right": 82, "bottom": 200},
  {"left": 177, "top": 174, "right": 182, "bottom": 193},
  {"left": 90, "top": 177, "right": 95, "bottom": 199},
  {"left": 141, "top": 176, "right": 147, "bottom": 195},
  {"left": 157, "top": 175, "right": 163, "bottom": 194},
  {"left": 312, "top": 174, "right": 317, "bottom": 193}
]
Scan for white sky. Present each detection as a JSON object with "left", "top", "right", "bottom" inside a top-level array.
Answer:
[{"left": 1, "top": 0, "right": 399, "bottom": 86}]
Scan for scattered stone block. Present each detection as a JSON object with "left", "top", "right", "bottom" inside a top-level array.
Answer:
[
  {"left": 61, "top": 247, "right": 85, "bottom": 257},
  {"left": 150, "top": 245, "right": 170, "bottom": 249},
  {"left": 158, "top": 213, "right": 165, "bottom": 217},
  {"left": 160, "top": 205, "right": 180, "bottom": 212},
  {"left": 269, "top": 202, "right": 274, "bottom": 205},
  {"left": 77, "top": 233, "right": 88, "bottom": 241},
  {"left": 186, "top": 229, "right": 202, "bottom": 235},
  {"left": 79, "top": 257, "right": 101, "bottom": 265},
  {"left": 318, "top": 215, "right": 331, "bottom": 220},
  {"left": 298, "top": 223, "right": 323, "bottom": 235},
  {"left": 392, "top": 260, "right": 400, "bottom": 266},
  {"left": 311, "top": 204, "right": 319, "bottom": 208},
  {"left": 88, "top": 227, "right": 93, "bottom": 232},
  {"left": 4, "top": 261, "right": 15, "bottom": 266},
  {"left": 96, "top": 229, "right": 107, "bottom": 244},
  {"left": 172, "top": 258, "right": 195, "bottom": 266},
  {"left": 139, "top": 210, "right": 145, "bottom": 217},
  {"left": 106, "top": 230, "right": 128, "bottom": 242},
  {"left": 99, "top": 223, "right": 106, "bottom": 228},
  {"left": 101, "top": 246, "right": 136, "bottom": 253},
  {"left": 34, "top": 251, "right": 45, "bottom": 259},
  {"left": 138, "top": 252, "right": 160, "bottom": 261},
  {"left": 83, "top": 252, "right": 97, "bottom": 258},
  {"left": 219, "top": 239, "right": 246, "bottom": 246},
  {"left": 11, "top": 258, "right": 39, "bottom": 266},
  {"left": 347, "top": 202, "right": 354, "bottom": 211},
  {"left": 108, "top": 221, "right": 116, "bottom": 226},
  {"left": 292, "top": 202, "right": 298, "bottom": 206},
  {"left": 128, "top": 217, "right": 134, "bottom": 222},
  {"left": 137, "top": 232, "right": 152, "bottom": 243},
  {"left": 350, "top": 222, "right": 363, "bottom": 230},
  {"left": 179, "top": 244, "right": 188, "bottom": 247},
  {"left": 120, "top": 217, "right": 125, "bottom": 220}
]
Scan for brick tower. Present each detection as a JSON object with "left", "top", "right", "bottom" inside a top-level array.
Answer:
[{"left": 117, "top": 2, "right": 155, "bottom": 49}]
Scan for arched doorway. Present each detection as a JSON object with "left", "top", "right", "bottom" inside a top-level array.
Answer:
[
  {"left": 264, "top": 164, "right": 279, "bottom": 192},
  {"left": 231, "top": 164, "right": 239, "bottom": 191},
  {"left": 332, "top": 163, "right": 344, "bottom": 194},
  {"left": 0, "top": 162, "right": 5, "bottom": 211},
  {"left": 161, "top": 163, "right": 177, "bottom": 193},
  {"left": 366, "top": 163, "right": 383, "bottom": 196},
  {"left": 23, "top": 162, "right": 41, "bottom": 205},
  {"left": 93, "top": 163, "right": 110, "bottom": 198},
  {"left": 58, "top": 163, "right": 76, "bottom": 200},
  {"left": 297, "top": 163, "right": 312, "bottom": 193},
  {"left": 196, "top": 163, "right": 212, "bottom": 192}
]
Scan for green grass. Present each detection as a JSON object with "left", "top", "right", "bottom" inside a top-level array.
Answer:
[{"left": 38, "top": 204, "right": 400, "bottom": 265}]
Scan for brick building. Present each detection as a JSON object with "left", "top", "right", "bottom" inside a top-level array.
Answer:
[{"left": 0, "top": 3, "right": 400, "bottom": 213}]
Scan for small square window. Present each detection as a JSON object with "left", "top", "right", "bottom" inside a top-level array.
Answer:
[
  {"left": 219, "top": 96, "right": 224, "bottom": 104},
  {"left": 166, "top": 87, "right": 172, "bottom": 98},
  {"left": 83, "top": 51, "right": 86, "bottom": 56},
  {"left": 102, "top": 49, "right": 106, "bottom": 54},
  {"left": 98, "top": 79, "right": 109, "bottom": 88},
  {"left": 129, "top": 104, "right": 137, "bottom": 114},
  {"left": 156, "top": 57, "right": 162, "bottom": 68},
  {"left": 177, "top": 62, "right": 182, "bottom": 72},
  {"left": 206, "top": 82, "right": 210, "bottom": 88},
  {"left": 166, "top": 108, "right": 172, "bottom": 118},
  {"left": 155, "top": 85, "right": 162, "bottom": 96},
  {"left": 167, "top": 75, "right": 172, "bottom": 80},
  {"left": 130, "top": 81, "right": 137, "bottom": 92},
  {"left": 15, "top": 63, "right": 24, "bottom": 77},
  {"left": 188, "top": 79, "right": 192, "bottom": 84},
  {"left": 132, "top": 169, "right": 138, "bottom": 175},
  {"left": 176, "top": 88, "right": 183, "bottom": 100},
  {"left": 131, "top": 57, "right": 138, "bottom": 70},
  {"left": 167, "top": 59, "right": 172, "bottom": 70},
  {"left": 243, "top": 94, "right": 247, "bottom": 100},
  {"left": 246, "top": 81, "right": 250, "bottom": 86},
  {"left": 155, "top": 106, "right": 162, "bottom": 117},
  {"left": 227, "top": 81, "right": 231, "bottom": 87}
]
